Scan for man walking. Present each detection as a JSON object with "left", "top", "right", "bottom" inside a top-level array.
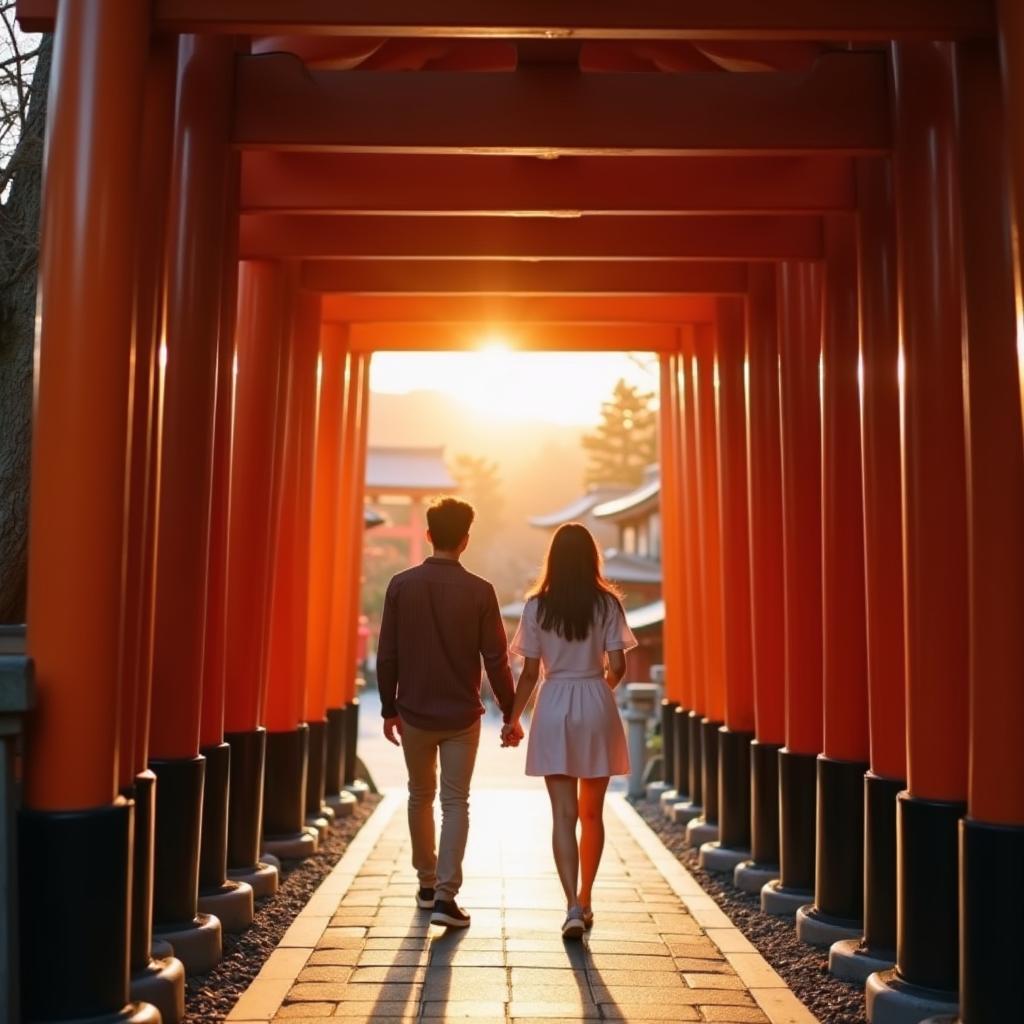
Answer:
[{"left": 376, "top": 497, "right": 515, "bottom": 928}]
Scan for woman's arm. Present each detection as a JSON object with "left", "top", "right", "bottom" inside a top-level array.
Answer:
[
  {"left": 604, "top": 649, "right": 627, "bottom": 689},
  {"left": 510, "top": 657, "right": 541, "bottom": 723}
]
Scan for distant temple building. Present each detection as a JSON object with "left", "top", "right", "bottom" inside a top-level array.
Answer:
[
  {"left": 363, "top": 446, "right": 458, "bottom": 566},
  {"left": 509, "top": 465, "right": 664, "bottom": 680}
]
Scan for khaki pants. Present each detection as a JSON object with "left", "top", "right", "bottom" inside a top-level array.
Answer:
[{"left": 399, "top": 716, "right": 480, "bottom": 901}]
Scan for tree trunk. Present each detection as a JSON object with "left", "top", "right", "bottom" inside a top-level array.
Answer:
[{"left": 0, "top": 36, "right": 51, "bottom": 623}]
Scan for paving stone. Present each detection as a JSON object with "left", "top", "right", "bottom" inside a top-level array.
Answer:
[
  {"left": 506, "top": 1000, "right": 601, "bottom": 1019},
  {"left": 286, "top": 981, "right": 422, "bottom": 1002},
  {"left": 682, "top": 973, "right": 746, "bottom": 990},
  {"left": 275, "top": 1003, "right": 335, "bottom": 1018},
  {"left": 583, "top": 953, "right": 679, "bottom": 972},
  {"left": 429, "top": 949, "right": 506, "bottom": 967},
  {"left": 510, "top": 968, "right": 589, "bottom": 986},
  {"left": 296, "top": 966, "right": 354, "bottom": 983},
  {"left": 593, "top": 985, "right": 755, "bottom": 1006},
  {"left": 307, "top": 949, "right": 361, "bottom": 967},
  {"left": 698, "top": 1006, "right": 770, "bottom": 1023},
  {"left": 357, "top": 949, "right": 431, "bottom": 967},
  {"left": 598, "top": 1006, "right": 701, "bottom": 1021},
  {"left": 421, "top": 999, "right": 509, "bottom": 1017},
  {"left": 585, "top": 969, "right": 685, "bottom": 989}
]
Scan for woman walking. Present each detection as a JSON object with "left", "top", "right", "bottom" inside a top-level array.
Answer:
[{"left": 503, "top": 522, "right": 636, "bottom": 939}]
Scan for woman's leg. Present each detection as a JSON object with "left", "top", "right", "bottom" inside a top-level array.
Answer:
[
  {"left": 577, "top": 777, "right": 610, "bottom": 910},
  {"left": 544, "top": 774, "right": 580, "bottom": 908}
]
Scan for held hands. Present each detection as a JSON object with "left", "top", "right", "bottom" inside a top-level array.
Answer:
[{"left": 500, "top": 720, "right": 524, "bottom": 748}]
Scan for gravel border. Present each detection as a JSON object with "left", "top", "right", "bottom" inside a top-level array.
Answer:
[
  {"left": 184, "top": 794, "right": 382, "bottom": 1023},
  {"left": 630, "top": 798, "right": 866, "bottom": 1024}
]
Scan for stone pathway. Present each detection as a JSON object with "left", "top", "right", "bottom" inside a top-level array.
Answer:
[{"left": 228, "top": 790, "right": 817, "bottom": 1024}]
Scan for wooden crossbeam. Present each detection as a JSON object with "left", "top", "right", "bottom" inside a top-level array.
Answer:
[
  {"left": 241, "top": 214, "right": 822, "bottom": 260},
  {"left": 301, "top": 260, "right": 749, "bottom": 294},
  {"left": 18, "top": 1, "right": 994, "bottom": 40},
  {"left": 240, "top": 153, "right": 856, "bottom": 215},
  {"left": 321, "top": 294, "right": 722, "bottom": 323},
  {"left": 233, "top": 52, "right": 889, "bottom": 154},
  {"left": 346, "top": 320, "right": 687, "bottom": 352}
]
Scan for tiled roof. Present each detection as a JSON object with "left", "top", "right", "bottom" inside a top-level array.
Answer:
[
  {"left": 364, "top": 446, "right": 457, "bottom": 492},
  {"left": 528, "top": 485, "right": 631, "bottom": 528},
  {"left": 592, "top": 477, "right": 660, "bottom": 521}
]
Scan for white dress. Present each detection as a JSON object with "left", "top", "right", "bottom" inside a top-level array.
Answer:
[{"left": 510, "top": 595, "right": 637, "bottom": 778}]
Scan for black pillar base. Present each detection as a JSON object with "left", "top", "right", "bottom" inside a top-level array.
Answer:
[
  {"left": 264, "top": 725, "right": 310, "bottom": 838},
  {"left": 324, "top": 707, "right": 347, "bottom": 801},
  {"left": 198, "top": 743, "right": 230, "bottom": 895},
  {"left": 895, "top": 791, "right": 964, "bottom": 995},
  {"left": 19, "top": 798, "right": 156, "bottom": 1022},
  {"left": 687, "top": 710, "right": 703, "bottom": 807},
  {"left": 813, "top": 754, "right": 868, "bottom": 924},
  {"left": 717, "top": 728, "right": 753, "bottom": 851},
  {"left": 124, "top": 771, "right": 157, "bottom": 973},
  {"left": 750, "top": 740, "right": 781, "bottom": 867},
  {"left": 672, "top": 706, "right": 690, "bottom": 799},
  {"left": 659, "top": 699, "right": 678, "bottom": 787},
  {"left": 305, "top": 719, "right": 328, "bottom": 818},
  {"left": 960, "top": 817, "right": 1024, "bottom": 1024},
  {"left": 778, "top": 747, "right": 817, "bottom": 894},
  {"left": 343, "top": 699, "right": 360, "bottom": 786},
  {"left": 864, "top": 772, "right": 904, "bottom": 958},
  {"left": 150, "top": 755, "right": 205, "bottom": 927},
  {"left": 700, "top": 719, "right": 723, "bottom": 826},
  {"left": 225, "top": 727, "right": 265, "bottom": 872}
]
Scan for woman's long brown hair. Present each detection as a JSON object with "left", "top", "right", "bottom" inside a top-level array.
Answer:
[{"left": 527, "top": 522, "right": 623, "bottom": 641}]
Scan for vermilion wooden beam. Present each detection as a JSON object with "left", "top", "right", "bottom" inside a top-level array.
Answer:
[
  {"left": 301, "top": 259, "right": 748, "bottom": 294},
  {"left": 233, "top": 53, "right": 888, "bottom": 154},
  {"left": 241, "top": 214, "right": 822, "bottom": 260},
  {"left": 321, "top": 294, "right": 720, "bottom": 323},
  {"left": 346, "top": 320, "right": 687, "bottom": 352},
  {"left": 240, "top": 153, "right": 856, "bottom": 215},
  {"left": 18, "top": 1, "right": 994, "bottom": 40}
]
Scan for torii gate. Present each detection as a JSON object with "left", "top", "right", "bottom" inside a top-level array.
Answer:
[{"left": 10, "top": 5, "right": 1024, "bottom": 1024}]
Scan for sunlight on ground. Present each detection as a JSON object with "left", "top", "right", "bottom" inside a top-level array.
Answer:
[{"left": 371, "top": 346, "right": 657, "bottom": 426}]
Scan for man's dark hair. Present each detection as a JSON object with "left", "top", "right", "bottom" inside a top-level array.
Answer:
[{"left": 426, "top": 496, "right": 475, "bottom": 550}]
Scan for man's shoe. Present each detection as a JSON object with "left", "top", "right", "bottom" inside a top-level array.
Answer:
[
  {"left": 430, "top": 899, "right": 471, "bottom": 928},
  {"left": 416, "top": 887, "right": 436, "bottom": 909}
]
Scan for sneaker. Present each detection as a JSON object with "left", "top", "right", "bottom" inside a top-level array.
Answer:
[
  {"left": 416, "top": 887, "right": 435, "bottom": 909},
  {"left": 430, "top": 898, "right": 471, "bottom": 928},
  {"left": 562, "top": 906, "right": 585, "bottom": 940}
]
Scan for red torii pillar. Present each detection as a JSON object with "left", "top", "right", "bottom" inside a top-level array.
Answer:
[
  {"left": 685, "top": 322, "right": 728, "bottom": 848},
  {"left": 866, "top": 42, "right": 969, "bottom": 1023},
  {"left": 262, "top": 287, "right": 323, "bottom": 857},
  {"left": 943, "top": 35, "right": 1024, "bottom": 1024},
  {"left": 762, "top": 261, "right": 823, "bottom": 917},
  {"left": 699, "top": 296, "right": 756, "bottom": 871},
  {"left": 222, "top": 260, "right": 289, "bottom": 896},
  {"left": 147, "top": 35, "right": 236, "bottom": 975},
  {"left": 117, "top": 33, "right": 185, "bottom": 1022},
  {"left": 650, "top": 349, "right": 688, "bottom": 803},
  {"left": 734, "top": 265, "right": 786, "bottom": 894},
  {"left": 830, "top": 161, "right": 906, "bottom": 982},
  {"left": 669, "top": 327, "right": 708, "bottom": 824},
  {"left": 18, "top": 3, "right": 158, "bottom": 1021},
  {"left": 796, "top": 214, "right": 870, "bottom": 948},
  {"left": 304, "top": 324, "right": 349, "bottom": 825}
]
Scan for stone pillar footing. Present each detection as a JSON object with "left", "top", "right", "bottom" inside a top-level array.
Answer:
[
  {"left": 658, "top": 789, "right": 679, "bottom": 816},
  {"left": 733, "top": 860, "right": 779, "bottom": 894},
  {"left": 228, "top": 861, "right": 279, "bottom": 898},
  {"left": 829, "top": 938, "right": 895, "bottom": 984},
  {"left": 761, "top": 879, "right": 813, "bottom": 918},
  {"left": 152, "top": 913, "right": 222, "bottom": 975},
  {"left": 305, "top": 814, "right": 330, "bottom": 840},
  {"left": 326, "top": 790, "right": 357, "bottom": 817},
  {"left": 151, "top": 938, "right": 174, "bottom": 960},
  {"left": 865, "top": 970, "right": 959, "bottom": 1024},
  {"left": 130, "top": 956, "right": 186, "bottom": 1024},
  {"left": 345, "top": 780, "right": 370, "bottom": 803},
  {"left": 795, "top": 903, "right": 862, "bottom": 949},
  {"left": 699, "top": 842, "right": 750, "bottom": 874},
  {"left": 646, "top": 781, "right": 673, "bottom": 802},
  {"left": 671, "top": 800, "right": 703, "bottom": 826},
  {"left": 685, "top": 816, "right": 719, "bottom": 849},
  {"left": 197, "top": 879, "right": 254, "bottom": 932},
  {"left": 263, "top": 830, "right": 318, "bottom": 860}
]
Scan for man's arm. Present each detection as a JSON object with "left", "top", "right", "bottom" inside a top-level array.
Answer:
[
  {"left": 376, "top": 580, "right": 400, "bottom": 720},
  {"left": 480, "top": 585, "right": 515, "bottom": 722}
]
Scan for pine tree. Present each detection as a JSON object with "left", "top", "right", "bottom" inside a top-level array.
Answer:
[{"left": 581, "top": 378, "right": 657, "bottom": 487}]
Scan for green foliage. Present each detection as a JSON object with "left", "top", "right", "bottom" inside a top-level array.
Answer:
[{"left": 581, "top": 378, "right": 657, "bottom": 487}]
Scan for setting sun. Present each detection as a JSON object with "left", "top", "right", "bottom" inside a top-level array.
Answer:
[{"left": 370, "top": 347, "right": 657, "bottom": 426}]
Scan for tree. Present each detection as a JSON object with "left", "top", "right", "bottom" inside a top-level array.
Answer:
[
  {"left": 449, "top": 453, "right": 507, "bottom": 581},
  {"left": 0, "top": 12, "right": 49, "bottom": 622},
  {"left": 581, "top": 377, "right": 657, "bottom": 487}
]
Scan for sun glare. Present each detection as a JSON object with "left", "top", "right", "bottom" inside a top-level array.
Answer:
[{"left": 370, "top": 347, "right": 655, "bottom": 426}]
